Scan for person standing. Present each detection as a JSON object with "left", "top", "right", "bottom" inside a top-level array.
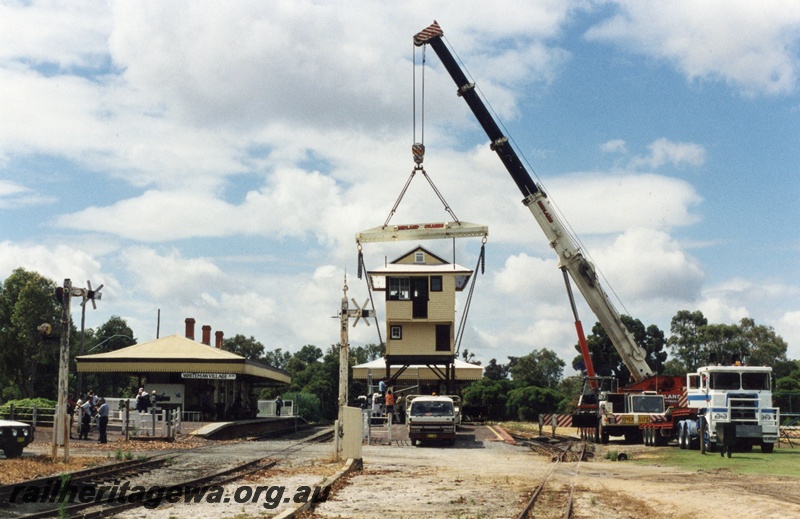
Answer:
[
  {"left": 97, "top": 398, "right": 109, "bottom": 444},
  {"left": 275, "top": 395, "right": 283, "bottom": 417},
  {"left": 66, "top": 394, "right": 76, "bottom": 439},
  {"left": 385, "top": 390, "right": 395, "bottom": 421},
  {"left": 79, "top": 397, "right": 92, "bottom": 440},
  {"left": 135, "top": 387, "right": 149, "bottom": 413}
]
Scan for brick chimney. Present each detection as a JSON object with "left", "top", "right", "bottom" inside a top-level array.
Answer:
[
  {"left": 185, "top": 318, "right": 196, "bottom": 341},
  {"left": 201, "top": 325, "right": 211, "bottom": 345},
  {"left": 215, "top": 331, "right": 224, "bottom": 349}
]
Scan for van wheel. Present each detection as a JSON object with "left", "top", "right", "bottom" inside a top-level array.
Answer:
[
  {"left": 411, "top": 439, "right": 417, "bottom": 446},
  {"left": 761, "top": 443, "right": 774, "bottom": 453}
]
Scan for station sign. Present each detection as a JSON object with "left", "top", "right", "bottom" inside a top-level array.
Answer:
[{"left": 181, "top": 373, "right": 236, "bottom": 380}]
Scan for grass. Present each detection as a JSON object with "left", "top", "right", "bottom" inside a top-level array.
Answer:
[{"left": 632, "top": 444, "right": 800, "bottom": 478}]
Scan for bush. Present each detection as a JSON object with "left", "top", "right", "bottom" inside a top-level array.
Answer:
[
  {"left": 0, "top": 397, "right": 57, "bottom": 410},
  {"left": 505, "top": 386, "right": 562, "bottom": 421},
  {"left": 284, "top": 391, "right": 322, "bottom": 423}
]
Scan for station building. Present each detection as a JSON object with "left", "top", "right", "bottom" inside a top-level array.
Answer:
[{"left": 76, "top": 318, "right": 290, "bottom": 421}]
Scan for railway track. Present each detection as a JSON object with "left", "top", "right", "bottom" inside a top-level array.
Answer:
[
  {"left": 1, "top": 426, "right": 333, "bottom": 518},
  {"left": 513, "top": 437, "right": 587, "bottom": 519}
]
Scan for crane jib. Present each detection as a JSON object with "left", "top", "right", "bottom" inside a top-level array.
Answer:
[{"left": 414, "top": 21, "right": 655, "bottom": 383}]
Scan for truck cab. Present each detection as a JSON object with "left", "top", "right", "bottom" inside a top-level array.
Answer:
[
  {"left": 407, "top": 395, "right": 457, "bottom": 446},
  {"left": 687, "top": 365, "right": 779, "bottom": 453}
]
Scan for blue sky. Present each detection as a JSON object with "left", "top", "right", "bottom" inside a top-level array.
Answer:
[{"left": 1, "top": 1, "right": 798, "bottom": 371}]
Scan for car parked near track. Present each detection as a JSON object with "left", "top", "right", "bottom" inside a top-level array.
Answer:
[{"left": 0, "top": 419, "right": 34, "bottom": 458}]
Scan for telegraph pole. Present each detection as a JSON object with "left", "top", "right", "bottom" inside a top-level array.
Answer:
[
  {"left": 335, "top": 275, "right": 370, "bottom": 461},
  {"left": 52, "top": 279, "right": 72, "bottom": 461},
  {"left": 52, "top": 279, "right": 103, "bottom": 462}
]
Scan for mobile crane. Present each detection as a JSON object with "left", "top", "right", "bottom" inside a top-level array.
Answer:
[
  {"left": 413, "top": 22, "right": 651, "bottom": 382},
  {"left": 413, "top": 22, "right": 780, "bottom": 453}
]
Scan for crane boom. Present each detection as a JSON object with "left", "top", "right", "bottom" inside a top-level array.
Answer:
[{"left": 414, "top": 21, "right": 653, "bottom": 382}]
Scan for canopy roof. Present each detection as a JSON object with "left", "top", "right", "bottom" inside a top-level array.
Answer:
[
  {"left": 352, "top": 357, "right": 483, "bottom": 382},
  {"left": 76, "top": 334, "right": 290, "bottom": 384}
]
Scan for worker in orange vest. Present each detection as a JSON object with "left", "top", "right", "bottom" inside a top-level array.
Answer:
[{"left": 385, "top": 390, "right": 395, "bottom": 422}]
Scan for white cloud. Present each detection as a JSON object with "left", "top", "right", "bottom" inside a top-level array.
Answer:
[
  {"left": 590, "top": 227, "right": 706, "bottom": 302},
  {"left": 543, "top": 171, "right": 703, "bottom": 234},
  {"left": 778, "top": 311, "right": 800, "bottom": 360},
  {"left": 586, "top": 1, "right": 800, "bottom": 95},
  {"left": 630, "top": 138, "right": 706, "bottom": 170},
  {"left": 0, "top": 241, "right": 106, "bottom": 286},
  {"left": 601, "top": 139, "right": 627, "bottom": 154}
]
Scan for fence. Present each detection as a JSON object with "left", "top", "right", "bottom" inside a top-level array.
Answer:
[
  {"left": 257, "top": 399, "right": 294, "bottom": 417},
  {"left": 1, "top": 398, "right": 295, "bottom": 433},
  {"left": 0, "top": 404, "right": 56, "bottom": 428}
]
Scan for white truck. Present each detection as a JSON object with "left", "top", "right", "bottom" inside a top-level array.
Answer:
[
  {"left": 407, "top": 395, "right": 457, "bottom": 446},
  {"left": 0, "top": 419, "right": 34, "bottom": 458},
  {"left": 683, "top": 365, "right": 779, "bottom": 455}
]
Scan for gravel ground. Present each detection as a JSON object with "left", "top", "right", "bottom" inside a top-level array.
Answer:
[{"left": 10, "top": 426, "right": 800, "bottom": 519}]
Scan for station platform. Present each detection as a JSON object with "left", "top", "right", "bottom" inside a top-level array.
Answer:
[{"left": 189, "top": 416, "right": 302, "bottom": 440}]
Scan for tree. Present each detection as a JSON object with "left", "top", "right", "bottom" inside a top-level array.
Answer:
[
  {"left": 350, "top": 343, "right": 384, "bottom": 365},
  {"left": 224, "top": 334, "right": 265, "bottom": 360},
  {"left": 509, "top": 349, "right": 565, "bottom": 389},
  {"left": 506, "top": 386, "right": 562, "bottom": 421},
  {"left": 623, "top": 316, "right": 668, "bottom": 375},
  {"left": 483, "top": 358, "right": 510, "bottom": 381},
  {"left": 556, "top": 375, "right": 584, "bottom": 414},
  {"left": 81, "top": 316, "right": 137, "bottom": 398},
  {"left": 738, "top": 318, "right": 791, "bottom": 377},
  {"left": 0, "top": 268, "right": 61, "bottom": 400},
  {"left": 572, "top": 316, "right": 666, "bottom": 384},
  {"left": 461, "top": 378, "right": 513, "bottom": 421},
  {"left": 667, "top": 310, "right": 707, "bottom": 372},
  {"left": 702, "top": 323, "right": 743, "bottom": 365},
  {"left": 460, "top": 349, "right": 480, "bottom": 364},
  {"left": 262, "top": 348, "right": 292, "bottom": 370}
]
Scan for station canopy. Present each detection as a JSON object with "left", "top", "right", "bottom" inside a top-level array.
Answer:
[
  {"left": 352, "top": 357, "right": 483, "bottom": 382},
  {"left": 76, "top": 334, "right": 290, "bottom": 384}
]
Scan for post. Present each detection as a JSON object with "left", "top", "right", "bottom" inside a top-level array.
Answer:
[
  {"left": 336, "top": 280, "right": 350, "bottom": 462},
  {"left": 52, "top": 279, "right": 72, "bottom": 462},
  {"left": 77, "top": 298, "right": 86, "bottom": 400}
]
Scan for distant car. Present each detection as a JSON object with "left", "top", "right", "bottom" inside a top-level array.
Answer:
[{"left": 0, "top": 419, "right": 34, "bottom": 458}]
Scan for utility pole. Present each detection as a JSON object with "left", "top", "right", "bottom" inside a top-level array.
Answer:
[
  {"left": 52, "top": 279, "right": 72, "bottom": 461},
  {"left": 335, "top": 275, "right": 370, "bottom": 461},
  {"left": 52, "top": 279, "right": 103, "bottom": 462}
]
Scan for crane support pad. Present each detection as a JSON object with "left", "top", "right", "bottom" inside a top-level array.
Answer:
[{"left": 356, "top": 221, "right": 488, "bottom": 243}]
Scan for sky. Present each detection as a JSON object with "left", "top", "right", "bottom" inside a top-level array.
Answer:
[{"left": 0, "top": 1, "right": 798, "bottom": 374}]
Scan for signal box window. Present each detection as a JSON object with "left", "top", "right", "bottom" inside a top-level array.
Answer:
[
  {"left": 430, "top": 276, "right": 442, "bottom": 292},
  {"left": 387, "top": 277, "right": 411, "bottom": 301},
  {"left": 435, "top": 324, "right": 450, "bottom": 351},
  {"left": 390, "top": 325, "right": 403, "bottom": 340}
]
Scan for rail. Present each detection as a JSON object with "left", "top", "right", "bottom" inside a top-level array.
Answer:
[{"left": 513, "top": 436, "right": 587, "bottom": 519}]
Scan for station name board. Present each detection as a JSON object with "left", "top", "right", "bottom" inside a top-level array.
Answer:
[{"left": 181, "top": 373, "right": 236, "bottom": 380}]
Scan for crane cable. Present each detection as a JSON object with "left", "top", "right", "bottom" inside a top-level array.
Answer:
[
  {"left": 454, "top": 239, "right": 486, "bottom": 356},
  {"left": 357, "top": 244, "right": 384, "bottom": 347},
  {"left": 384, "top": 42, "right": 459, "bottom": 227}
]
